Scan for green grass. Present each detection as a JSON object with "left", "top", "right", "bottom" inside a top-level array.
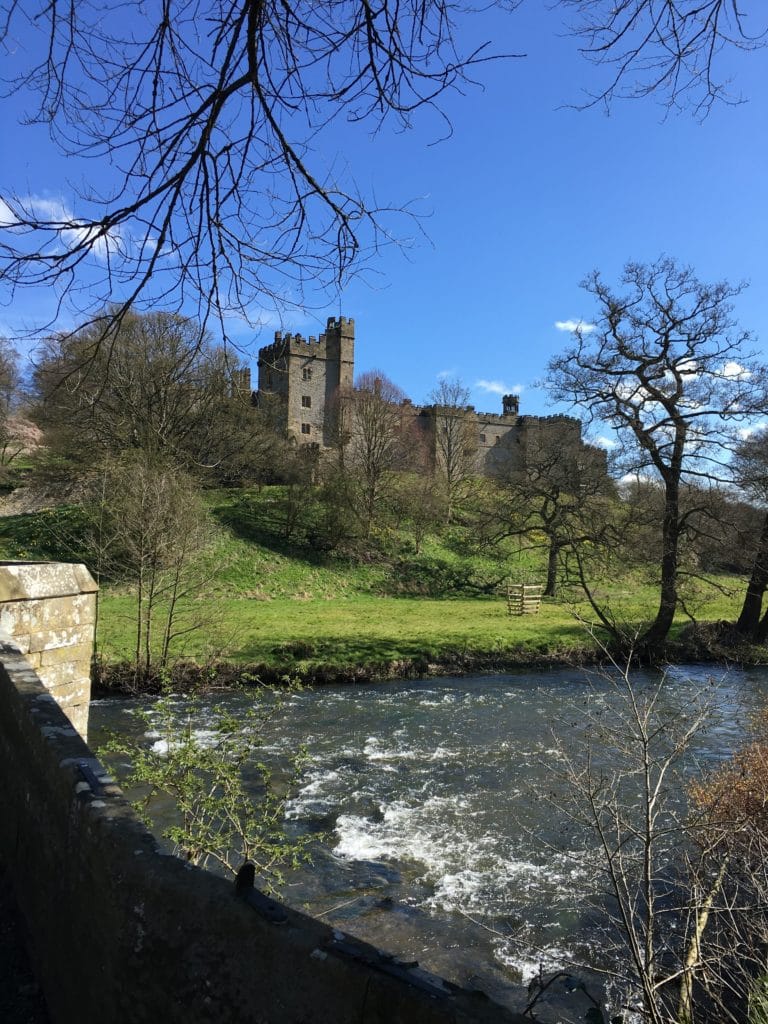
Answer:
[
  {"left": 95, "top": 585, "right": 745, "bottom": 669},
  {"left": 0, "top": 487, "right": 749, "bottom": 672}
]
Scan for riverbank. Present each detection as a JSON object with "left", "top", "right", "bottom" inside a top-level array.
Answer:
[
  {"left": 93, "top": 620, "right": 768, "bottom": 696},
  {"left": 2, "top": 489, "right": 759, "bottom": 692}
]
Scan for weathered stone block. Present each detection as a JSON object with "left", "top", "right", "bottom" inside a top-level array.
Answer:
[
  {"left": 39, "top": 675, "right": 89, "bottom": 704},
  {"left": 0, "top": 562, "right": 97, "bottom": 740},
  {"left": 0, "top": 593, "right": 95, "bottom": 635},
  {"left": 8, "top": 632, "right": 31, "bottom": 654},
  {"left": 65, "top": 701, "right": 90, "bottom": 737},
  {"left": 0, "top": 561, "right": 97, "bottom": 601},
  {"left": 28, "top": 625, "right": 94, "bottom": 653},
  {"left": 34, "top": 659, "right": 86, "bottom": 689},
  {"left": 40, "top": 642, "right": 95, "bottom": 668}
]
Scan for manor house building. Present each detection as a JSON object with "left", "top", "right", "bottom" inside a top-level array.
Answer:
[{"left": 252, "top": 315, "right": 604, "bottom": 478}]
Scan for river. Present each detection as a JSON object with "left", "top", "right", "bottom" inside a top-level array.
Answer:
[{"left": 89, "top": 664, "right": 768, "bottom": 1015}]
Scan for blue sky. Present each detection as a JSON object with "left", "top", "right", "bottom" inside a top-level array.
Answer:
[{"left": 1, "top": 3, "right": 766, "bottom": 422}]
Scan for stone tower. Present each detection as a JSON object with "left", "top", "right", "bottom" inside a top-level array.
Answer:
[{"left": 256, "top": 316, "right": 355, "bottom": 445}]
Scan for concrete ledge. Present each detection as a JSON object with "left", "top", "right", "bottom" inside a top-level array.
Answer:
[{"left": 0, "top": 646, "right": 525, "bottom": 1024}]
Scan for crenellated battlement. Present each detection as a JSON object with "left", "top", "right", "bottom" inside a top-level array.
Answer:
[
  {"left": 517, "top": 414, "right": 581, "bottom": 427},
  {"left": 263, "top": 316, "right": 355, "bottom": 359},
  {"left": 254, "top": 314, "right": 598, "bottom": 481},
  {"left": 474, "top": 411, "right": 519, "bottom": 424},
  {"left": 258, "top": 334, "right": 327, "bottom": 363},
  {"left": 270, "top": 332, "right": 324, "bottom": 347},
  {"left": 326, "top": 315, "right": 355, "bottom": 331}
]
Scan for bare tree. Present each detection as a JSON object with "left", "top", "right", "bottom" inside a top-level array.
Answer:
[
  {"left": 688, "top": 704, "right": 768, "bottom": 1022},
  {"left": 427, "top": 377, "right": 477, "bottom": 523},
  {"left": 560, "top": 1, "right": 768, "bottom": 116},
  {"left": 574, "top": 478, "right": 747, "bottom": 634},
  {"left": 529, "top": 653, "right": 768, "bottom": 1024},
  {"left": 86, "top": 454, "right": 212, "bottom": 686},
  {"left": 341, "top": 370, "right": 411, "bottom": 536},
  {"left": 389, "top": 471, "right": 446, "bottom": 553},
  {"left": 1, "top": 1, "right": 763, "bottom": 354},
  {"left": 33, "top": 310, "right": 266, "bottom": 480},
  {"left": 548, "top": 257, "right": 766, "bottom": 652},
  {"left": 0, "top": 337, "right": 26, "bottom": 472},
  {"left": 0, "top": 2, "right": 516, "bottom": 343}
]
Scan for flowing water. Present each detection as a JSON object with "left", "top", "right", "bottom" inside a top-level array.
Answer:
[{"left": 89, "top": 665, "right": 768, "bottom": 1014}]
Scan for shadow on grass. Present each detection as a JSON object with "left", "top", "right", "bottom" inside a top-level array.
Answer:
[
  {"left": 210, "top": 494, "right": 332, "bottom": 567},
  {"left": 0, "top": 507, "right": 93, "bottom": 565},
  {"left": 377, "top": 555, "right": 508, "bottom": 598}
]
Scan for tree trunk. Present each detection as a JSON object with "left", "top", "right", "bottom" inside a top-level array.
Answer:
[
  {"left": 736, "top": 509, "right": 768, "bottom": 640},
  {"left": 640, "top": 483, "right": 680, "bottom": 651},
  {"left": 134, "top": 569, "right": 144, "bottom": 689},
  {"left": 544, "top": 538, "right": 560, "bottom": 597}
]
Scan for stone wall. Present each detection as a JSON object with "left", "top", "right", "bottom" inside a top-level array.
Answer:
[
  {"left": 254, "top": 317, "right": 605, "bottom": 488},
  {"left": 0, "top": 606, "right": 526, "bottom": 1024},
  {"left": 0, "top": 561, "right": 96, "bottom": 738},
  {"left": 257, "top": 317, "right": 355, "bottom": 447}
]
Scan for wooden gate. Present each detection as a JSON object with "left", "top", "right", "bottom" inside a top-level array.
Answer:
[{"left": 506, "top": 583, "right": 542, "bottom": 616}]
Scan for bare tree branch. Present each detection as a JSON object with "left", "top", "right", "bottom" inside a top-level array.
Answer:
[
  {"left": 0, "top": 1, "right": 520, "bottom": 346},
  {"left": 560, "top": 1, "right": 767, "bottom": 116}
]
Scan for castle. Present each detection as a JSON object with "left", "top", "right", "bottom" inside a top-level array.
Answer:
[{"left": 252, "top": 316, "right": 604, "bottom": 478}]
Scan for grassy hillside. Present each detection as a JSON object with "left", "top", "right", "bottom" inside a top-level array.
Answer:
[{"left": 0, "top": 485, "right": 748, "bottom": 677}]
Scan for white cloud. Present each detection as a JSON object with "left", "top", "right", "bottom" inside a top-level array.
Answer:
[
  {"left": 475, "top": 379, "right": 523, "bottom": 396},
  {"left": 618, "top": 475, "right": 659, "bottom": 495},
  {"left": 618, "top": 472, "right": 657, "bottom": 490},
  {"left": 436, "top": 368, "right": 458, "bottom": 381},
  {"left": 616, "top": 381, "right": 646, "bottom": 405},
  {"left": 554, "top": 319, "right": 595, "bottom": 333},
  {"left": 26, "top": 196, "right": 70, "bottom": 222},
  {"left": 738, "top": 420, "right": 768, "bottom": 441},
  {"left": 595, "top": 435, "right": 617, "bottom": 449},
  {"left": 677, "top": 358, "right": 699, "bottom": 377},
  {"left": 722, "top": 360, "right": 752, "bottom": 380},
  {"left": 5, "top": 194, "right": 124, "bottom": 262},
  {"left": 0, "top": 198, "right": 15, "bottom": 227}
]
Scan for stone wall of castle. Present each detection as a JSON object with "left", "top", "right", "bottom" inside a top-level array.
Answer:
[
  {"left": 255, "top": 318, "right": 603, "bottom": 479},
  {"left": 257, "top": 316, "right": 354, "bottom": 447}
]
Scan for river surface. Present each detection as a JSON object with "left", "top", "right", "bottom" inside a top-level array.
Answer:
[{"left": 89, "top": 665, "right": 768, "bottom": 1014}]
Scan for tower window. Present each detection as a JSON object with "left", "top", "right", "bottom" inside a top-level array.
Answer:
[
  {"left": 301, "top": 395, "right": 312, "bottom": 408},
  {"left": 479, "top": 433, "right": 486, "bottom": 444},
  {"left": 301, "top": 423, "right": 311, "bottom": 435},
  {"left": 302, "top": 368, "right": 312, "bottom": 381}
]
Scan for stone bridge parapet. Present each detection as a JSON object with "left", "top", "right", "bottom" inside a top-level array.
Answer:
[
  {"left": 0, "top": 563, "right": 526, "bottom": 1024},
  {"left": 0, "top": 561, "right": 96, "bottom": 738}
]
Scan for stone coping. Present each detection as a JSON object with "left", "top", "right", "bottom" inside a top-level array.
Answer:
[{"left": 0, "top": 561, "right": 98, "bottom": 602}]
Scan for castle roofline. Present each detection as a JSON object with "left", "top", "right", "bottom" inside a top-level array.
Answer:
[
  {"left": 473, "top": 411, "right": 519, "bottom": 423},
  {"left": 517, "top": 414, "right": 581, "bottom": 426},
  {"left": 258, "top": 315, "right": 355, "bottom": 360}
]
